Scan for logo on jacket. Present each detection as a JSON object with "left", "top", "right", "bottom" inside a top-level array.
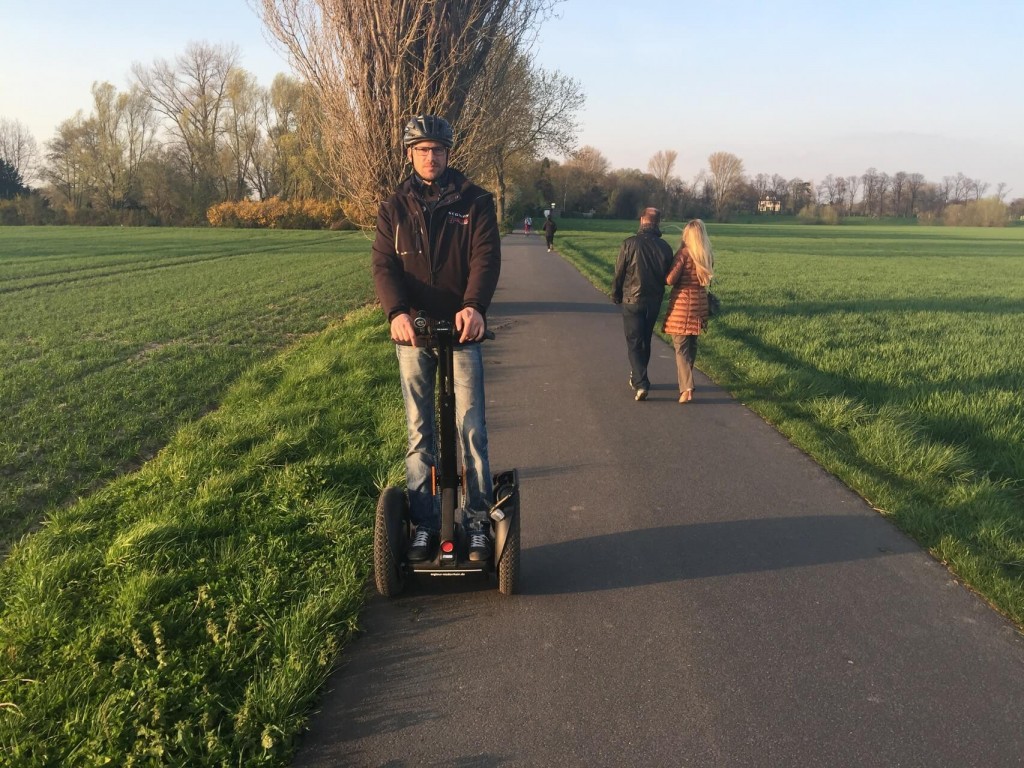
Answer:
[{"left": 447, "top": 211, "right": 470, "bottom": 225}]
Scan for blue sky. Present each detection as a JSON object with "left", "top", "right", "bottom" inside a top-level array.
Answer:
[{"left": 4, "top": 0, "right": 1023, "bottom": 197}]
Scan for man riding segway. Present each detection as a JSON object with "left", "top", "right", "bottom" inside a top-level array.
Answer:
[{"left": 371, "top": 114, "right": 518, "bottom": 595}]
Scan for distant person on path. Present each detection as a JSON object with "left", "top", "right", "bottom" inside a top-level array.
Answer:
[
  {"left": 663, "top": 219, "right": 715, "bottom": 403},
  {"left": 612, "top": 207, "right": 674, "bottom": 401},
  {"left": 524, "top": 215, "right": 532, "bottom": 235},
  {"left": 371, "top": 113, "right": 501, "bottom": 564},
  {"left": 543, "top": 214, "right": 557, "bottom": 252}
]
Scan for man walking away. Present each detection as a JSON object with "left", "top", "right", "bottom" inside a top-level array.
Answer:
[
  {"left": 611, "top": 207, "right": 674, "bottom": 401},
  {"left": 543, "top": 214, "right": 557, "bottom": 252}
]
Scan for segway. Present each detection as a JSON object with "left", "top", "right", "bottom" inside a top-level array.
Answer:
[{"left": 373, "top": 315, "right": 521, "bottom": 597}]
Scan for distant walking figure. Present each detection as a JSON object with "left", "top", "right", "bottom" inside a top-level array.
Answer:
[
  {"left": 524, "top": 216, "right": 532, "bottom": 235},
  {"left": 663, "top": 219, "right": 714, "bottom": 403},
  {"left": 612, "top": 207, "right": 674, "bottom": 401},
  {"left": 543, "top": 215, "right": 557, "bottom": 252}
]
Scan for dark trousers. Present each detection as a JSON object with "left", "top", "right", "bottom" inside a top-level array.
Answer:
[{"left": 622, "top": 298, "right": 662, "bottom": 390}]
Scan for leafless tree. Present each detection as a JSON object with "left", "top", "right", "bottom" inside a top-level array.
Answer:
[
  {"left": 255, "top": 0, "right": 562, "bottom": 226},
  {"left": 133, "top": 42, "right": 240, "bottom": 211},
  {"left": 90, "top": 82, "right": 157, "bottom": 208},
  {"left": 647, "top": 150, "right": 678, "bottom": 191},
  {"left": 44, "top": 115, "right": 95, "bottom": 209},
  {"left": 905, "top": 172, "right": 924, "bottom": 216},
  {"left": 891, "top": 171, "right": 907, "bottom": 216},
  {"left": 707, "top": 151, "right": 744, "bottom": 220},
  {"left": 845, "top": 175, "right": 860, "bottom": 213},
  {"left": 221, "top": 68, "right": 266, "bottom": 201},
  {"left": 456, "top": 32, "right": 583, "bottom": 222},
  {"left": 969, "top": 178, "right": 990, "bottom": 200},
  {"left": 995, "top": 182, "right": 1011, "bottom": 203},
  {"left": 0, "top": 117, "right": 41, "bottom": 185},
  {"left": 861, "top": 168, "right": 879, "bottom": 216}
]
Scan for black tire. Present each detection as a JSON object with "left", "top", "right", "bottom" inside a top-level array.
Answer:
[
  {"left": 497, "top": 497, "right": 520, "bottom": 596},
  {"left": 374, "top": 487, "right": 408, "bottom": 597}
]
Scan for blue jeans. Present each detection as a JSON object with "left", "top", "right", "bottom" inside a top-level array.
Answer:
[
  {"left": 622, "top": 299, "right": 663, "bottom": 390},
  {"left": 396, "top": 343, "right": 493, "bottom": 532}
]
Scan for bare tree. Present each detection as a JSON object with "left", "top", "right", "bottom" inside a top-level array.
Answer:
[
  {"left": 456, "top": 32, "right": 583, "bottom": 222},
  {"left": 0, "top": 117, "right": 41, "bottom": 186},
  {"left": 44, "top": 114, "right": 95, "bottom": 210},
  {"left": 845, "top": 175, "right": 860, "bottom": 214},
  {"left": 995, "top": 182, "right": 1011, "bottom": 203},
  {"left": 861, "top": 168, "right": 879, "bottom": 216},
  {"left": 90, "top": 82, "right": 157, "bottom": 208},
  {"left": 707, "top": 151, "right": 744, "bottom": 220},
  {"left": 221, "top": 68, "right": 266, "bottom": 201},
  {"left": 133, "top": 42, "right": 240, "bottom": 214},
  {"left": 255, "top": 0, "right": 562, "bottom": 226},
  {"left": 647, "top": 150, "right": 678, "bottom": 190},
  {"left": 891, "top": 171, "right": 907, "bottom": 216},
  {"left": 905, "top": 172, "right": 924, "bottom": 216}
]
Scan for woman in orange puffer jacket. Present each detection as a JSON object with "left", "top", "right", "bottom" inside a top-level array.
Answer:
[{"left": 662, "top": 219, "right": 714, "bottom": 403}]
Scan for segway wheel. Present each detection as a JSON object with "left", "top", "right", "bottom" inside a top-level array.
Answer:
[
  {"left": 497, "top": 501, "right": 521, "bottom": 596},
  {"left": 374, "top": 486, "right": 408, "bottom": 597}
]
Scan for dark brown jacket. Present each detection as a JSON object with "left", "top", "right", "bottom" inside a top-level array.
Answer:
[
  {"left": 662, "top": 247, "right": 709, "bottom": 336},
  {"left": 372, "top": 168, "right": 501, "bottom": 329}
]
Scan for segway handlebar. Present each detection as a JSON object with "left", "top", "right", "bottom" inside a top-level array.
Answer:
[{"left": 413, "top": 313, "right": 495, "bottom": 342}]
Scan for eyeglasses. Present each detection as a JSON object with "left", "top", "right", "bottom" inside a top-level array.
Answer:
[{"left": 411, "top": 145, "right": 447, "bottom": 157}]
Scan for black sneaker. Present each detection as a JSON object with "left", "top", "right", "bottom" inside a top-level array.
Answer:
[
  {"left": 467, "top": 530, "right": 493, "bottom": 562},
  {"left": 407, "top": 528, "right": 438, "bottom": 562}
]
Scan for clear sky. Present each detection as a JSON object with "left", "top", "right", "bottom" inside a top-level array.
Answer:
[{"left": 4, "top": 0, "right": 1023, "bottom": 197}]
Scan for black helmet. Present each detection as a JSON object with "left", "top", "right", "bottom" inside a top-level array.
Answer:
[{"left": 403, "top": 114, "right": 454, "bottom": 148}]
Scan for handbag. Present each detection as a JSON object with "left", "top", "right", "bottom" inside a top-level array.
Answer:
[{"left": 706, "top": 290, "right": 721, "bottom": 317}]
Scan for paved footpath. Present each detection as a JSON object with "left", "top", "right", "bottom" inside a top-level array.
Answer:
[{"left": 293, "top": 232, "right": 1024, "bottom": 767}]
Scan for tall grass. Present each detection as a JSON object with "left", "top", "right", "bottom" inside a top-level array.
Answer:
[
  {"left": 0, "top": 307, "right": 405, "bottom": 765},
  {"left": 557, "top": 220, "right": 1024, "bottom": 624},
  {"left": 0, "top": 227, "right": 374, "bottom": 554}
]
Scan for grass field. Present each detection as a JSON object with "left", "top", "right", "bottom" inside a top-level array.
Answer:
[
  {"left": 1, "top": 222, "right": 1023, "bottom": 765},
  {"left": 557, "top": 220, "right": 1024, "bottom": 623},
  {"left": 0, "top": 227, "right": 375, "bottom": 555}
]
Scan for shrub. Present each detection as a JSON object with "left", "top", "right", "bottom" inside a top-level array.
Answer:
[
  {"left": 207, "top": 198, "right": 350, "bottom": 229},
  {"left": 943, "top": 199, "right": 1008, "bottom": 227}
]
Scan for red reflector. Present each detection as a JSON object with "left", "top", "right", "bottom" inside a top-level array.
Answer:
[{"left": 441, "top": 541, "right": 455, "bottom": 553}]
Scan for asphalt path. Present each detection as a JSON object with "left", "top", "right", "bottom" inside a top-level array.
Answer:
[{"left": 293, "top": 232, "right": 1024, "bottom": 767}]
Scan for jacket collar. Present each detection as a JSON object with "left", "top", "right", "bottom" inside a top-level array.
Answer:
[{"left": 638, "top": 224, "right": 662, "bottom": 238}]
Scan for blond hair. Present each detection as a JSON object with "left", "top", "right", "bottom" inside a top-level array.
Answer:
[{"left": 682, "top": 219, "right": 714, "bottom": 286}]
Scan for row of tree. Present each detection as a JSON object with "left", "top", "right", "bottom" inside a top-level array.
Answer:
[
  {"left": 503, "top": 148, "right": 1021, "bottom": 225},
  {"left": 2, "top": 1, "right": 584, "bottom": 226},
  {"left": 1, "top": 0, "right": 1018, "bottom": 227}
]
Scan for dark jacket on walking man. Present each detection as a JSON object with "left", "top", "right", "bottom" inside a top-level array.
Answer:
[
  {"left": 612, "top": 207, "right": 674, "bottom": 400},
  {"left": 543, "top": 216, "right": 557, "bottom": 252}
]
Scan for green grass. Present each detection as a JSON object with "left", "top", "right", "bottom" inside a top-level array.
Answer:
[
  {"left": 0, "top": 305, "right": 406, "bottom": 765},
  {"left": 3, "top": 222, "right": 1023, "bottom": 764},
  {"left": 0, "top": 227, "right": 374, "bottom": 555},
  {"left": 557, "top": 219, "right": 1024, "bottom": 624}
]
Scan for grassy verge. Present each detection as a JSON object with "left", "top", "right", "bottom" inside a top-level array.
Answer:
[
  {"left": 557, "top": 220, "right": 1024, "bottom": 626},
  {"left": 0, "top": 227, "right": 374, "bottom": 555},
  {"left": 0, "top": 306, "right": 404, "bottom": 765}
]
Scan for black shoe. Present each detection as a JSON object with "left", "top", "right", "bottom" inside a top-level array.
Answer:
[
  {"left": 407, "top": 528, "right": 438, "bottom": 562},
  {"left": 468, "top": 530, "right": 493, "bottom": 562}
]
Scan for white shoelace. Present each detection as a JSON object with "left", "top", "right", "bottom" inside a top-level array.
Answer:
[
  {"left": 469, "top": 532, "right": 489, "bottom": 548},
  {"left": 412, "top": 529, "right": 432, "bottom": 546}
]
